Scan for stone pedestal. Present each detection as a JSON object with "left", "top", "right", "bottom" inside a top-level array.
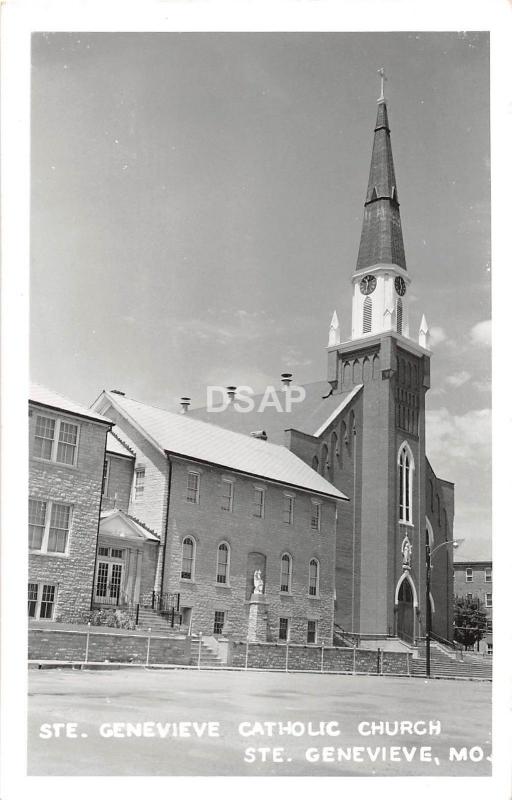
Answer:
[{"left": 247, "top": 594, "right": 269, "bottom": 642}]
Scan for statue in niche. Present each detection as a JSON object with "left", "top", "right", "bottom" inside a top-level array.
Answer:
[
  {"left": 401, "top": 534, "right": 412, "bottom": 569},
  {"left": 253, "top": 569, "right": 264, "bottom": 595}
]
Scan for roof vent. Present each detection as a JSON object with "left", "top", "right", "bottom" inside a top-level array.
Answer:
[
  {"left": 180, "top": 397, "right": 191, "bottom": 414},
  {"left": 110, "top": 389, "right": 126, "bottom": 396},
  {"left": 281, "top": 373, "right": 293, "bottom": 388},
  {"left": 250, "top": 430, "right": 268, "bottom": 441},
  {"left": 226, "top": 386, "right": 237, "bottom": 402}
]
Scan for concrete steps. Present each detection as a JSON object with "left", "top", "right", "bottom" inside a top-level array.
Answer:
[
  {"left": 135, "top": 607, "right": 181, "bottom": 635},
  {"left": 412, "top": 642, "right": 492, "bottom": 680},
  {"left": 189, "top": 636, "right": 224, "bottom": 667}
]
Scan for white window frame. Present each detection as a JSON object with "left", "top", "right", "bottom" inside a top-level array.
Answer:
[
  {"left": 252, "top": 486, "right": 265, "bottom": 518},
  {"left": 485, "top": 567, "right": 492, "bottom": 583},
  {"left": 306, "top": 619, "right": 318, "bottom": 644},
  {"left": 278, "top": 617, "right": 290, "bottom": 642},
  {"left": 398, "top": 441, "right": 415, "bottom": 524},
  {"left": 280, "top": 553, "right": 292, "bottom": 594},
  {"left": 180, "top": 536, "right": 196, "bottom": 581},
  {"left": 133, "top": 466, "right": 145, "bottom": 501},
  {"left": 283, "top": 493, "right": 294, "bottom": 525},
  {"left": 28, "top": 581, "right": 58, "bottom": 620},
  {"left": 186, "top": 471, "right": 200, "bottom": 504},
  {"left": 309, "top": 558, "right": 320, "bottom": 597},
  {"left": 29, "top": 498, "right": 72, "bottom": 556},
  {"left": 221, "top": 479, "right": 234, "bottom": 512},
  {"left": 485, "top": 593, "right": 492, "bottom": 608},
  {"left": 216, "top": 542, "right": 231, "bottom": 585},
  {"left": 311, "top": 500, "right": 321, "bottom": 531},
  {"left": 466, "top": 568, "right": 473, "bottom": 583},
  {"left": 33, "top": 414, "right": 80, "bottom": 467}
]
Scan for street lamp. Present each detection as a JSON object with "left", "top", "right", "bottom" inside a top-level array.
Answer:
[{"left": 425, "top": 537, "right": 464, "bottom": 677}]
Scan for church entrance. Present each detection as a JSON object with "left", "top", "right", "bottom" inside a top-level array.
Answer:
[{"left": 397, "top": 579, "right": 414, "bottom": 644}]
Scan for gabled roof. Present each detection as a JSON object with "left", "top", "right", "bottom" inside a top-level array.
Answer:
[
  {"left": 100, "top": 508, "right": 159, "bottom": 542},
  {"left": 30, "top": 382, "right": 112, "bottom": 425},
  {"left": 96, "top": 391, "right": 348, "bottom": 501},
  {"left": 356, "top": 100, "right": 407, "bottom": 271},
  {"left": 106, "top": 428, "right": 135, "bottom": 458},
  {"left": 188, "top": 381, "right": 362, "bottom": 445}
]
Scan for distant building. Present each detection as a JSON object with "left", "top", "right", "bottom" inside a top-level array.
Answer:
[
  {"left": 29, "top": 384, "right": 111, "bottom": 621},
  {"left": 453, "top": 558, "right": 492, "bottom": 655}
]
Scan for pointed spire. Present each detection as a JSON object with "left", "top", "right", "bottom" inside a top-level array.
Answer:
[
  {"left": 328, "top": 310, "right": 340, "bottom": 347},
  {"left": 356, "top": 74, "right": 406, "bottom": 271},
  {"left": 419, "top": 314, "right": 431, "bottom": 349}
]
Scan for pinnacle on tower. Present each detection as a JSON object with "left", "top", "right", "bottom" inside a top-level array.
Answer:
[
  {"left": 356, "top": 72, "right": 406, "bottom": 271},
  {"left": 328, "top": 310, "right": 341, "bottom": 347},
  {"left": 419, "top": 314, "right": 431, "bottom": 349}
]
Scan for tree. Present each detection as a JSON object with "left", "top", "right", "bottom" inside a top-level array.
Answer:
[{"left": 453, "top": 596, "right": 488, "bottom": 650}]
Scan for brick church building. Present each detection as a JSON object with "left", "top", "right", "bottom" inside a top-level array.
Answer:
[{"left": 29, "top": 84, "right": 454, "bottom": 650}]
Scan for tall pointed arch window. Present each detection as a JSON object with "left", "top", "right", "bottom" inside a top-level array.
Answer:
[
  {"left": 319, "top": 443, "right": 329, "bottom": 477},
  {"left": 398, "top": 442, "right": 414, "bottom": 524},
  {"left": 216, "top": 542, "right": 230, "bottom": 584},
  {"left": 181, "top": 536, "right": 196, "bottom": 580},
  {"left": 363, "top": 296, "right": 372, "bottom": 333},
  {"left": 396, "top": 299, "right": 403, "bottom": 335},
  {"left": 280, "top": 553, "right": 292, "bottom": 593}
]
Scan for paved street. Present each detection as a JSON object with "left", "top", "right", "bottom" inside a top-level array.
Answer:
[{"left": 28, "top": 668, "right": 491, "bottom": 776}]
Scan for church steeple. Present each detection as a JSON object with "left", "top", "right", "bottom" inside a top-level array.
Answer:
[{"left": 356, "top": 78, "right": 406, "bottom": 271}]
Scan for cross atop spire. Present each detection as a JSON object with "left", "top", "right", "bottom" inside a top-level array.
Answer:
[{"left": 377, "top": 67, "right": 387, "bottom": 103}]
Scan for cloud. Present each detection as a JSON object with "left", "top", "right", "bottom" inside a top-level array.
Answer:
[
  {"left": 445, "top": 370, "right": 471, "bottom": 388},
  {"left": 470, "top": 319, "right": 491, "bottom": 348},
  {"left": 473, "top": 379, "right": 492, "bottom": 393},
  {"left": 175, "top": 309, "right": 279, "bottom": 344},
  {"left": 281, "top": 345, "right": 312, "bottom": 369},
  {"left": 429, "top": 326, "right": 448, "bottom": 347},
  {"left": 426, "top": 407, "right": 491, "bottom": 471}
]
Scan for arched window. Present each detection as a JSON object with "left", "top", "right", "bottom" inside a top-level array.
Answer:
[
  {"left": 309, "top": 559, "right": 320, "bottom": 596},
  {"left": 216, "top": 542, "right": 230, "bottom": 584},
  {"left": 311, "top": 455, "right": 319, "bottom": 471},
  {"left": 330, "top": 431, "right": 338, "bottom": 472},
  {"left": 362, "top": 356, "right": 371, "bottom": 382},
  {"left": 426, "top": 517, "right": 434, "bottom": 547},
  {"left": 353, "top": 359, "right": 362, "bottom": 383},
  {"left": 397, "top": 299, "right": 403, "bottom": 335},
  {"left": 363, "top": 297, "right": 372, "bottom": 333},
  {"left": 319, "top": 443, "right": 329, "bottom": 477},
  {"left": 181, "top": 537, "right": 196, "bottom": 580},
  {"left": 343, "top": 362, "right": 351, "bottom": 386},
  {"left": 280, "top": 553, "right": 292, "bottom": 593},
  {"left": 398, "top": 442, "right": 414, "bottom": 524},
  {"left": 340, "top": 421, "right": 347, "bottom": 467},
  {"left": 372, "top": 354, "right": 380, "bottom": 380}
]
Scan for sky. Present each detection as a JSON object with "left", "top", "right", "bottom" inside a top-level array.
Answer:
[{"left": 30, "top": 31, "right": 491, "bottom": 555}]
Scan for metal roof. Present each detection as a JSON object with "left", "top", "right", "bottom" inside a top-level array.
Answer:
[
  {"left": 30, "top": 383, "right": 112, "bottom": 425},
  {"left": 102, "top": 391, "right": 348, "bottom": 501}
]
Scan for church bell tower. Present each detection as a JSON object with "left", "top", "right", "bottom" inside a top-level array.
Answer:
[{"left": 327, "top": 72, "right": 433, "bottom": 641}]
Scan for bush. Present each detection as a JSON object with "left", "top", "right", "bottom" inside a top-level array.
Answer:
[{"left": 81, "top": 608, "right": 136, "bottom": 630}]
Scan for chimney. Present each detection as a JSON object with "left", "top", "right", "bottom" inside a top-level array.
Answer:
[
  {"left": 281, "top": 373, "right": 292, "bottom": 388},
  {"left": 226, "top": 386, "right": 237, "bottom": 402},
  {"left": 110, "top": 389, "right": 126, "bottom": 396},
  {"left": 250, "top": 430, "right": 268, "bottom": 441},
  {"left": 180, "top": 396, "right": 191, "bottom": 414}
]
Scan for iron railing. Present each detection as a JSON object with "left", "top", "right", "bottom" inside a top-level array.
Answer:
[{"left": 140, "top": 591, "right": 181, "bottom": 627}]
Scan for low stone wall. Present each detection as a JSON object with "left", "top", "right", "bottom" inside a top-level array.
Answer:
[
  {"left": 228, "top": 641, "right": 411, "bottom": 675},
  {"left": 28, "top": 626, "right": 191, "bottom": 666}
]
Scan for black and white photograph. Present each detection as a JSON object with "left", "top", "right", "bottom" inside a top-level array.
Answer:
[{"left": 1, "top": 0, "right": 510, "bottom": 796}]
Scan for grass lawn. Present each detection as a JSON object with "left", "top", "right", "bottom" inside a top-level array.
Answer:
[{"left": 28, "top": 667, "right": 491, "bottom": 776}]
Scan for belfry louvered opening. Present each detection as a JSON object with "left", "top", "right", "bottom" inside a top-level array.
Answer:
[{"left": 363, "top": 296, "right": 372, "bottom": 333}]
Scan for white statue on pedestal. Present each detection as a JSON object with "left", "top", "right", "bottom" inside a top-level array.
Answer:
[
  {"left": 253, "top": 569, "right": 264, "bottom": 595},
  {"left": 401, "top": 534, "right": 412, "bottom": 569}
]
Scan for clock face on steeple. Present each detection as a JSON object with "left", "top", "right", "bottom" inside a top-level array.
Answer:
[
  {"left": 394, "top": 276, "right": 406, "bottom": 296},
  {"left": 359, "top": 275, "right": 377, "bottom": 295}
]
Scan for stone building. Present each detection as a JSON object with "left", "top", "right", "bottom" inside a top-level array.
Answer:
[
  {"left": 453, "top": 556, "right": 492, "bottom": 655},
  {"left": 28, "top": 384, "right": 112, "bottom": 621},
  {"left": 90, "top": 390, "right": 346, "bottom": 643}
]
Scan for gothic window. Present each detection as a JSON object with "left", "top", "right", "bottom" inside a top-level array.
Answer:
[
  {"left": 398, "top": 442, "right": 414, "bottom": 524},
  {"left": 280, "top": 554, "right": 292, "bottom": 593},
  {"left": 362, "top": 356, "right": 371, "bottom": 382},
  {"left": 397, "top": 299, "right": 403, "bottom": 335},
  {"left": 308, "top": 559, "right": 320, "bottom": 596},
  {"left": 343, "top": 362, "right": 351, "bottom": 385},
  {"left": 319, "top": 443, "right": 329, "bottom": 477},
  {"left": 340, "top": 421, "right": 346, "bottom": 466},
  {"left": 363, "top": 297, "right": 372, "bottom": 333},
  {"left": 181, "top": 536, "right": 196, "bottom": 580},
  {"left": 216, "top": 542, "right": 230, "bottom": 584},
  {"left": 372, "top": 354, "right": 380, "bottom": 379},
  {"left": 330, "top": 431, "right": 338, "bottom": 472},
  {"left": 353, "top": 359, "right": 362, "bottom": 383},
  {"left": 312, "top": 455, "right": 319, "bottom": 471}
]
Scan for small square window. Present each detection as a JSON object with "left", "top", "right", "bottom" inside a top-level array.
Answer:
[
  {"left": 253, "top": 488, "right": 264, "bottom": 518},
  {"left": 466, "top": 568, "right": 473, "bottom": 583},
  {"left": 213, "top": 610, "right": 225, "bottom": 635},
  {"left": 28, "top": 582, "right": 57, "bottom": 620},
  {"left": 307, "top": 620, "right": 317, "bottom": 644},
  {"left": 278, "top": 618, "right": 289, "bottom": 642},
  {"left": 485, "top": 568, "right": 492, "bottom": 583},
  {"left": 98, "top": 546, "right": 109, "bottom": 556},
  {"left": 186, "top": 472, "right": 200, "bottom": 504}
]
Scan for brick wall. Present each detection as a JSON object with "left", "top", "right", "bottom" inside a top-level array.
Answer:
[
  {"left": 228, "top": 641, "right": 410, "bottom": 674},
  {"left": 162, "top": 460, "right": 337, "bottom": 644},
  {"left": 28, "top": 627, "right": 191, "bottom": 665},
  {"left": 29, "top": 405, "right": 109, "bottom": 620},
  {"left": 102, "top": 454, "right": 134, "bottom": 512}
]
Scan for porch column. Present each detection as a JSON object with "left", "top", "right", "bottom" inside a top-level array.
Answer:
[{"left": 134, "top": 549, "right": 143, "bottom": 604}]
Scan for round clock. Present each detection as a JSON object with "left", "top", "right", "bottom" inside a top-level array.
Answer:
[
  {"left": 394, "top": 276, "right": 406, "bottom": 296},
  {"left": 359, "top": 275, "right": 377, "bottom": 295}
]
